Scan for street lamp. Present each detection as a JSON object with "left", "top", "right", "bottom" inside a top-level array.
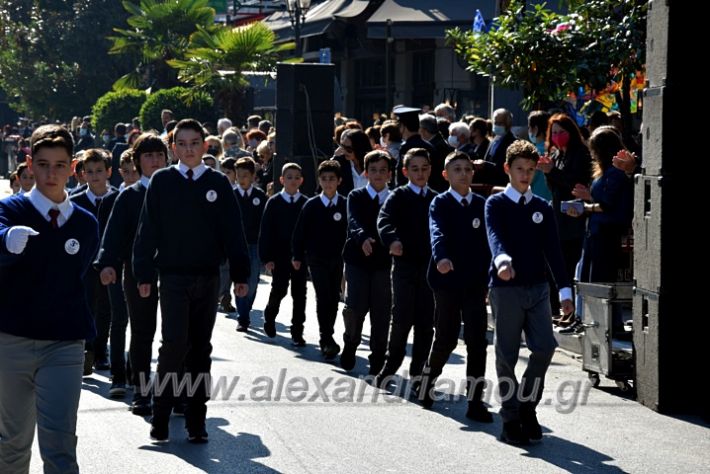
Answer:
[{"left": 286, "top": 0, "right": 311, "bottom": 57}]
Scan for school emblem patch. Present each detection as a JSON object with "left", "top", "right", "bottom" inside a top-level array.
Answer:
[
  {"left": 65, "top": 238, "right": 80, "bottom": 255},
  {"left": 532, "top": 212, "right": 543, "bottom": 224},
  {"left": 252, "top": 197, "right": 261, "bottom": 206},
  {"left": 472, "top": 218, "right": 481, "bottom": 229},
  {"left": 333, "top": 212, "right": 342, "bottom": 221},
  {"left": 206, "top": 190, "right": 218, "bottom": 202}
]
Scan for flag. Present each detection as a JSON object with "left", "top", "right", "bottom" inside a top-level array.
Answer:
[{"left": 473, "top": 9, "right": 486, "bottom": 34}]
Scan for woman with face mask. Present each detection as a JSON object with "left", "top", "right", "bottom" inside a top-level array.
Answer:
[{"left": 539, "top": 113, "right": 592, "bottom": 327}]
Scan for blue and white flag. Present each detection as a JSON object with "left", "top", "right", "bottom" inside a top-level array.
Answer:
[{"left": 473, "top": 9, "right": 486, "bottom": 34}]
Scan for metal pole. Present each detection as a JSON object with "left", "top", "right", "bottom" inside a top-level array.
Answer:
[
  {"left": 295, "top": 4, "right": 302, "bottom": 57},
  {"left": 385, "top": 19, "right": 392, "bottom": 114}
]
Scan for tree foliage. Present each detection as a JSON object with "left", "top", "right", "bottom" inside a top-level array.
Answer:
[
  {"left": 0, "top": 0, "right": 131, "bottom": 119},
  {"left": 139, "top": 86, "right": 215, "bottom": 131},
  {"left": 91, "top": 89, "right": 147, "bottom": 134},
  {"left": 447, "top": 0, "right": 647, "bottom": 111},
  {"left": 109, "top": 0, "right": 218, "bottom": 91}
]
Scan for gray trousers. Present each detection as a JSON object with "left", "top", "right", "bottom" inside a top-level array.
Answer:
[
  {"left": 490, "top": 284, "right": 557, "bottom": 422},
  {"left": 0, "top": 331, "right": 83, "bottom": 474}
]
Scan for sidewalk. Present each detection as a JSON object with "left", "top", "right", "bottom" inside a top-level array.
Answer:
[{"left": 27, "top": 274, "right": 709, "bottom": 473}]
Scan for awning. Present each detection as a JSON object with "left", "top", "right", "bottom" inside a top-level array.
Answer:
[
  {"left": 367, "top": 0, "right": 496, "bottom": 39},
  {"left": 263, "top": 0, "right": 370, "bottom": 42}
]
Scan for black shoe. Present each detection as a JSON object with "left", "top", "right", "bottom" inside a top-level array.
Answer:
[
  {"left": 83, "top": 350, "right": 94, "bottom": 376},
  {"left": 109, "top": 382, "right": 127, "bottom": 399},
  {"left": 236, "top": 322, "right": 249, "bottom": 332},
  {"left": 95, "top": 359, "right": 111, "bottom": 371},
  {"left": 321, "top": 341, "right": 341, "bottom": 359},
  {"left": 291, "top": 335, "right": 306, "bottom": 347},
  {"left": 465, "top": 401, "right": 493, "bottom": 423},
  {"left": 368, "top": 358, "right": 384, "bottom": 377},
  {"left": 131, "top": 396, "right": 152, "bottom": 417},
  {"left": 417, "top": 379, "right": 435, "bottom": 409},
  {"left": 374, "top": 371, "right": 395, "bottom": 389},
  {"left": 521, "top": 405, "right": 543, "bottom": 443},
  {"left": 263, "top": 320, "right": 276, "bottom": 338},
  {"left": 558, "top": 319, "right": 582, "bottom": 334},
  {"left": 340, "top": 347, "right": 356, "bottom": 371},
  {"left": 150, "top": 418, "right": 169, "bottom": 442},
  {"left": 500, "top": 420, "right": 528, "bottom": 445},
  {"left": 187, "top": 427, "right": 209, "bottom": 444}
]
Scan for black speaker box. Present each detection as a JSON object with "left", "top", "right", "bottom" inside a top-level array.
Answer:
[{"left": 275, "top": 63, "right": 335, "bottom": 195}]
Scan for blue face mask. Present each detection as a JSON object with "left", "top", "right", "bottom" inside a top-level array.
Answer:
[
  {"left": 493, "top": 125, "right": 506, "bottom": 136},
  {"left": 528, "top": 132, "right": 539, "bottom": 144}
]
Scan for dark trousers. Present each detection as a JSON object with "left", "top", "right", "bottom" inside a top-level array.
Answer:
[
  {"left": 309, "top": 257, "right": 343, "bottom": 345},
  {"left": 122, "top": 263, "right": 158, "bottom": 389},
  {"left": 263, "top": 260, "right": 307, "bottom": 337},
  {"left": 342, "top": 264, "right": 391, "bottom": 369},
  {"left": 153, "top": 273, "right": 219, "bottom": 430},
  {"left": 107, "top": 266, "right": 129, "bottom": 383},
  {"left": 84, "top": 268, "right": 110, "bottom": 361},
  {"left": 381, "top": 260, "right": 435, "bottom": 377},
  {"left": 550, "top": 237, "right": 583, "bottom": 314},
  {"left": 427, "top": 286, "right": 488, "bottom": 402}
]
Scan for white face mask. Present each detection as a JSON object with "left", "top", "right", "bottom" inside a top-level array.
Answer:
[{"left": 447, "top": 135, "right": 458, "bottom": 148}]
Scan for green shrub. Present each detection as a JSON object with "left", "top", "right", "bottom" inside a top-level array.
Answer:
[
  {"left": 139, "top": 87, "right": 215, "bottom": 132},
  {"left": 91, "top": 89, "right": 147, "bottom": 134}
]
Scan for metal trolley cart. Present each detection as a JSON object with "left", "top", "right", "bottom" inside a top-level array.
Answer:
[{"left": 578, "top": 282, "right": 634, "bottom": 391}]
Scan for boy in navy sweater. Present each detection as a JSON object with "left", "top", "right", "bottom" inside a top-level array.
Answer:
[
  {"left": 340, "top": 150, "right": 393, "bottom": 374},
  {"left": 133, "top": 119, "right": 249, "bottom": 443},
  {"left": 0, "top": 125, "right": 99, "bottom": 473},
  {"left": 485, "top": 140, "right": 574, "bottom": 445},
  {"left": 71, "top": 149, "right": 120, "bottom": 376},
  {"left": 95, "top": 132, "right": 167, "bottom": 415},
  {"left": 222, "top": 157, "right": 267, "bottom": 332},
  {"left": 419, "top": 151, "right": 492, "bottom": 422},
  {"left": 376, "top": 148, "right": 437, "bottom": 387},
  {"left": 258, "top": 163, "right": 308, "bottom": 345},
  {"left": 292, "top": 160, "right": 347, "bottom": 358}
]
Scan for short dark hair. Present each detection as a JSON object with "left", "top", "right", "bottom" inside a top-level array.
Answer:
[
  {"left": 236, "top": 157, "right": 256, "bottom": 174},
  {"left": 444, "top": 151, "right": 472, "bottom": 169},
  {"left": 114, "top": 123, "right": 127, "bottom": 136},
  {"left": 132, "top": 133, "right": 167, "bottom": 175},
  {"left": 364, "top": 150, "right": 393, "bottom": 170},
  {"left": 505, "top": 140, "right": 539, "bottom": 165},
  {"left": 16, "top": 162, "right": 30, "bottom": 177},
  {"left": 318, "top": 159, "right": 341, "bottom": 178},
  {"left": 31, "top": 124, "right": 74, "bottom": 159},
  {"left": 403, "top": 147, "right": 430, "bottom": 168},
  {"left": 282, "top": 162, "right": 302, "bottom": 176},
  {"left": 83, "top": 148, "right": 111, "bottom": 169},
  {"left": 527, "top": 110, "right": 551, "bottom": 134},
  {"left": 174, "top": 119, "right": 206, "bottom": 141}
]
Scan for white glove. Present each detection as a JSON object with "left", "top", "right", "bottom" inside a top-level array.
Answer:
[{"left": 6, "top": 226, "right": 39, "bottom": 254}]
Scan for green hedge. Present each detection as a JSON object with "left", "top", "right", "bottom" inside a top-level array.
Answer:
[
  {"left": 91, "top": 89, "right": 147, "bottom": 134},
  {"left": 139, "top": 87, "right": 215, "bottom": 132}
]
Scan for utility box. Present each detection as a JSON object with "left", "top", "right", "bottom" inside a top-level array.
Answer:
[{"left": 579, "top": 282, "right": 634, "bottom": 390}]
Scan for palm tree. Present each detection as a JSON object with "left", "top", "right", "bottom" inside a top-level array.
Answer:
[
  {"left": 109, "top": 0, "right": 218, "bottom": 90},
  {"left": 168, "top": 21, "right": 295, "bottom": 119}
]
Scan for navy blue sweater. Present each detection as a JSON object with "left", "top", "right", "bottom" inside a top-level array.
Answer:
[
  {"left": 485, "top": 192, "right": 570, "bottom": 289},
  {"left": 427, "top": 192, "right": 490, "bottom": 291},
  {"left": 377, "top": 186, "right": 437, "bottom": 265},
  {"left": 292, "top": 194, "right": 347, "bottom": 263},
  {"left": 589, "top": 167, "right": 633, "bottom": 235},
  {"left": 342, "top": 187, "right": 391, "bottom": 270},
  {"left": 70, "top": 189, "right": 118, "bottom": 239},
  {"left": 235, "top": 186, "right": 267, "bottom": 245},
  {"left": 132, "top": 167, "right": 249, "bottom": 284},
  {"left": 0, "top": 194, "right": 99, "bottom": 340},
  {"left": 94, "top": 181, "right": 146, "bottom": 270},
  {"left": 258, "top": 193, "right": 307, "bottom": 263}
]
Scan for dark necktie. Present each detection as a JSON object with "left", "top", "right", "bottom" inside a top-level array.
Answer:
[
  {"left": 48, "top": 209, "right": 60, "bottom": 229},
  {"left": 94, "top": 197, "right": 102, "bottom": 209},
  {"left": 186, "top": 169, "right": 194, "bottom": 181},
  {"left": 461, "top": 198, "right": 468, "bottom": 207},
  {"left": 290, "top": 195, "right": 295, "bottom": 204},
  {"left": 419, "top": 188, "right": 425, "bottom": 197},
  {"left": 373, "top": 193, "right": 380, "bottom": 205},
  {"left": 328, "top": 199, "right": 334, "bottom": 208},
  {"left": 518, "top": 196, "right": 526, "bottom": 206}
]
